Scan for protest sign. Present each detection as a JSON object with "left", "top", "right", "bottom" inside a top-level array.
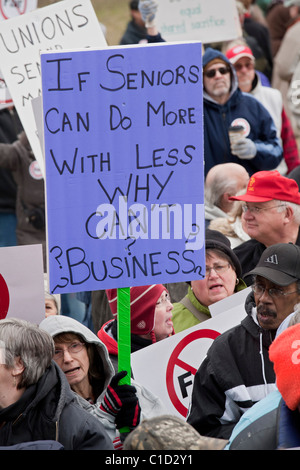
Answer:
[
  {"left": 41, "top": 41, "right": 205, "bottom": 295},
  {"left": 131, "top": 287, "right": 251, "bottom": 417},
  {"left": 0, "top": 0, "right": 37, "bottom": 20},
  {"left": 0, "top": 0, "right": 37, "bottom": 109},
  {"left": 0, "top": 244, "right": 44, "bottom": 323},
  {"left": 155, "top": 0, "right": 241, "bottom": 43},
  {"left": 0, "top": 0, "right": 107, "bottom": 171}
]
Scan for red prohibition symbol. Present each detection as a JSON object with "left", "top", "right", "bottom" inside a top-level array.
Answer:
[
  {"left": 166, "top": 329, "right": 220, "bottom": 417},
  {"left": 0, "top": 273, "right": 10, "bottom": 319}
]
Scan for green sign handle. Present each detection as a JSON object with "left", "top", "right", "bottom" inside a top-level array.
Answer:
[{"left": 117, "top": 287, "right": 131, "bottom": 434}]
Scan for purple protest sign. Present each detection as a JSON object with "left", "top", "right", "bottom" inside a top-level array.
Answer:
[{"left": 41, "top": 42, "right": 205, "bottom": 294}]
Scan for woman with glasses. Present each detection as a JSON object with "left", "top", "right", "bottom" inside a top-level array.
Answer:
[
  {"left": 40, "top": 313, "right": 167, "bottom": 449},
  {"left": 98, "top": 284, "right": 174, "bottom": 372},
  {"left": 0, "top": 318, "right": 113, "bottom": 450},
  {"left": 172, "top": 229, "right": 247, "bottom": 333}
]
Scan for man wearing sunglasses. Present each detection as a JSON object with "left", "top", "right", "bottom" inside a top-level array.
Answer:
[
  {"left": 187, "top": 242, "right": 300, "bottom": 440},
  {"left": 226, "top": 44, "right": 300, "bottom": 174},
  {"left": 202, "top": 47, "right": 282, "bottom": 177}
]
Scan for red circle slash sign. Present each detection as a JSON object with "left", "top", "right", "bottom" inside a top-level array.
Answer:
[
  {"left": 166, "top": 329, "right": 220, "bottom": 417},
  {"left": 0, "top": 274, "right": 10, "bottom": 319}
]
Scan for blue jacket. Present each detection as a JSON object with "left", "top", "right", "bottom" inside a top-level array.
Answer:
[
  {"left": 203, "top": 48, "right": 283, "bottom": 176},
  {"left": 226, "top": 390, "right": 300, "bottom": 450}
]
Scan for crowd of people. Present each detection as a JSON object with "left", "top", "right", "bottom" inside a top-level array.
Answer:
[{"left": 1, "top": 0, "right": 300, "bottom": 452}]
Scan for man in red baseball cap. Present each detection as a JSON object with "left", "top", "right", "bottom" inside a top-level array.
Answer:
[{"left": 230, "top": 170, "right": 300, "bottom": 280}]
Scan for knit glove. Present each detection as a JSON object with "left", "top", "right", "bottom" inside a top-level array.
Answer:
[
  {"left": 100, "top": 371, "right": 141, "bottom": 431},
  {"left": 231, "top": 138, "right": 257, "bottom": 160},
  {"left": 139, "top": 0, "right": 158, "bottom": 27}
]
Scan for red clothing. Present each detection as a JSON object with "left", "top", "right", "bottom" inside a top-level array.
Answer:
[{"left": 281, "top": 107, "right": 300, "bottom": 172}]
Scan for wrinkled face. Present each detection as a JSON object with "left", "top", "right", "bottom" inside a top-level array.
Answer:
[
  {"left": 241, "top": 201, "right": 287, "bottom": 245},
  {"left": 153, "top": 290, "right": 174, "bottom": 341},
  {"left": 253, "top": 276, "right": 300, "bottom": 330},
  {"left": 234, "top": 57, "right": 255, "bottom": 91},
  {"left": 191, "top": 251, "right": 237, "bottom": 307},
  {"left": 203, "top": 62, "right": 231, "bottom": 103},
  {"left": 53, "top": 334, "right": 90, "bottom": 390}
]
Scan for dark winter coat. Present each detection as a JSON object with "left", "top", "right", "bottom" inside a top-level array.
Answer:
[
  {"left": 0, "top": 361, "right": 113, "bottom": 450},
  {"left": 187, "top": 292, "right": 277, "bottom": 440},
  {"left": 202, "top": 47, "right": 282, "bottom": 176}
]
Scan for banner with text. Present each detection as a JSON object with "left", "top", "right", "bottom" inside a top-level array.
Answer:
[
  {"left": 0, "top": 0, "right": 107, "bottom": 171},
  {"left": 0, "top": 0, "right": 37, "bottom": 109},
  {"left": 131, "top": 288, "right": 251, "bottom": 417},
  {"left": 41, "top": 42, "right": 205, "bottom": 294},
  {"left": 156, "top": 0, "right": 241, "bottom": 43}
]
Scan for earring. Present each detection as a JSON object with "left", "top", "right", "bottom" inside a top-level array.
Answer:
[{"left": 236, "top": 278, "right": 239, "bottom": 285}]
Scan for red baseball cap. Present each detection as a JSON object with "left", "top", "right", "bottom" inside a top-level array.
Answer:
[
  {"left": 229, "top": 170, "right": 300, "bottom": 203},
  {"left": 226, "top": 45, "right": 255, "bottom": 64}
]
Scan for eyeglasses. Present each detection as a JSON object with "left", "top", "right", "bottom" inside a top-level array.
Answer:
[
  {"left": 206, "top": 264, "right": 231, "bottom": 276},
  {"left": 54, "top": 342, "right": 85, "bottom": 359},
  {"left": 234, "top": 62, "right": 254, "bottom": 71},
  {"left": 156, "top": 291, "right": 172, "bottom": 306},
  {"left": 204, "top": 66, "right": 230, "bottom": 78},
  {"left": 242, "top": 204, "right": 286, "bottom": 214},
  {"left": 251, "top": 284, "right": 299, "bottom": 299}
]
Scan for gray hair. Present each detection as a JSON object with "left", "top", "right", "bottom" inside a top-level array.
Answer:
[
  {"left": 205, "top": 176, "right": 241, "bottom": 208},
  {"left": 0, "top": 318, "right": 55, "bottom": 389},
  {"left": 276, "top": 200, "right": 300, "bottom": 224}
]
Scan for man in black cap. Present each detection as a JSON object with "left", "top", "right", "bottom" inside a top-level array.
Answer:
[{"left": 187, "top": 242, "right": 300, "bottom": 440}]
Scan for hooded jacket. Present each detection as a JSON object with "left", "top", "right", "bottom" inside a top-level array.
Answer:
[
  {"left": 187, "top": 291, "right": 277, "bottom": 440},
  {"left": 97, "top": 319, "right": 154, "bottom": 373},
  {"left": 203, "top": 48, "right": 282, "bottom": 177},
  {"left": 40, "top": 315, "right": 167, "bottom": 445},
  {"left": 0, "top": 361, "right": 113, "bottom": 450}
]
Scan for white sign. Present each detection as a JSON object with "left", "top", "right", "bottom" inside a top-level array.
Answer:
[
  {"left": 156, "top": 0, "right": 241, "bottom": 44},
  {"left": 0, "top": 0, "right": 37, "bottom": 110},
  {"left": 0, "top": 244, "right": 45, "bottom": 324},
  {"left": 131, "top": 287, "right": 251, "bottom": 417},
  {"left": 0, "top": 0, "right": 37, "bottom": 21},
  {"left": 0, "top": 0, "right": 107, "bottom": 173}
]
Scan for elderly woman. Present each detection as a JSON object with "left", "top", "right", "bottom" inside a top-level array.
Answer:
[
  {"left": 40, "top": 314, "right": 167, "bottom": 449},
  {"left": 0, "top": 318, "right": 113, "bottom": 450},
  {"left": 172, "top": 229, "right": 247, "bottom": 333}
]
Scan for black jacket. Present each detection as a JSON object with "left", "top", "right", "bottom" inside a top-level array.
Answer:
[
  {"left": 187, "top": 292, "right": 277, "bottom": 440},
  {"left": 0, "top": 361, "right": 113, "bottom": 450}
]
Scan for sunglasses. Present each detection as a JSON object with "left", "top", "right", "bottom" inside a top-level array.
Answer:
[
  {"left": 234, "top": 62, "right": 254, "bottom": 71},
  {"left": 204, "top": 66, "right": 230, "bottom": 78}
]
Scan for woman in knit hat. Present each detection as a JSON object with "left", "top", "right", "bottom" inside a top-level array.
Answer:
[
  {"left": 98, "top": 284, "right": 174, "bottom": 372},
  {"left": 172, "top": 229, "right": 247, "bottom": 333}
]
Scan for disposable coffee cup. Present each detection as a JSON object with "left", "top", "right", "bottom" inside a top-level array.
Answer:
[{"left": 228, "top": 125, "right": 244, "bottom": 149}]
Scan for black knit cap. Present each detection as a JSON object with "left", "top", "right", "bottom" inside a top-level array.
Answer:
[{"left": 205, "top": 229, "right": 242, "bottom": 278}]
